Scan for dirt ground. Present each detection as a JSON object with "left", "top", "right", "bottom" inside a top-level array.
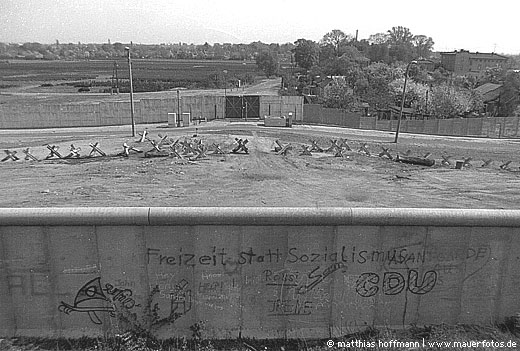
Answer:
[{"left": 1, "top": 120, "right": 520, "bottom": 209}]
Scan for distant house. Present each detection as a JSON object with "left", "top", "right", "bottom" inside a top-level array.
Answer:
[
  {"left": 377, "top": 106, "right": 418, "bottom": 120},
  {"left": 440, "top": 50, "right": 509, "bottom": 76},
  {"left": 416, "top": 58, "right": 435, "bottom": 72},
  {"left": 474, "top": 83, "right": 503, "bottom": 116},
  {"left": 301, "top": 77, "right": 333, "bottom": 97}
]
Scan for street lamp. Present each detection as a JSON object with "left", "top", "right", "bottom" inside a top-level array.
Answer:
[
  {"left": 394, "top": 60, "right": 417, "bottom": 143},
  {"left": 125, "top": 46, "right": 136, "bottom": 137},
  {"left": 223, "top": 70, "right": 228, "bottom": 98}
]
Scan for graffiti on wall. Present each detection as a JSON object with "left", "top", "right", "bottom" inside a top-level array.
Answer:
[
  {"left": 145, "top": 243, "right": 491, "bottom": 318},
  {"left": 58, "top": 277, "right": 141, "bottom": 324},
  {"left": 146, "top": 245, "right": 490, "bottom": 269},
  {"left": 355, "top": 270, "right": 437, "bottom": 297}
]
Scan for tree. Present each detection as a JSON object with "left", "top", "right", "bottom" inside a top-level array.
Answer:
[
  {"left": 322, "top": 78, "right": 357, "bottom": 110},
  {"left": 321, "top": 29, "right": 352, "bottom": 57},
  {"left": 359, "top": 62, "right": 396, "bottom": 109},
  {"left": 368, "top": 33, "right": 389, "bottom": 45},
  {"left": 292, "top": 39, "right": 319, "bottom": 71},
  {"left": 428, "top": 85, "right": 484, "bottom": 118},
  {"left": 389, "top": 77, "right": 430, "bottom": 110},
  {"left": 499, "top": 71, "right": 520, "bottom": 116},
  {"left": 387, "top": 26, "right": 415, "bottom": 63},
  {"left": 412, "top": 35, "right": 434, "bottom": 58},
  {"left": 387, "top": 26, "right": 414, "bottom": 46},
  {"left": 255, "top": 51, "right": 279, "bottom": 78},
  {"left": 367, "top": 43, "right": 390, "bottom": 63}
]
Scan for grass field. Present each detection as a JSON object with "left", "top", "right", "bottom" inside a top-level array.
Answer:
[
  {"left": 0, "top": 59, "right": 260, "bottom": 83},
  {"left": 0, "top": 59, "right": 262, "bottom": 95}
]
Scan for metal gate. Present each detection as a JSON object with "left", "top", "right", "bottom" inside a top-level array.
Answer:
[{"left": 225, "top": 95, "right": 260, "bottom": 119}]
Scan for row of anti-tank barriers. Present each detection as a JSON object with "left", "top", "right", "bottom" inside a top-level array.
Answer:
[{"left": 1, "top": 129, "right": 519, "bottom": 171}]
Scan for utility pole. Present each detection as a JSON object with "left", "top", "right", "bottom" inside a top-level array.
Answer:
[
  {"left": 394, "top": 60, "right": 417, "bottom": 143},
  {"left": 223, "top": 70, "right": 228, "bottom": 119},
  {"left": 124, "top": 47, "right": 135, "bottom": 137},
  {"left": 112, "top": 61, "right": 119, "bottom": 95},
  {"left": 177, "top": 90, "right": 181, "bottom": 127}
]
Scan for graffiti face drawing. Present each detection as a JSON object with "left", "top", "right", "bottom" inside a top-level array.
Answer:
[{"left": 58, "top": 277, "right": 116, "bottom": 324}]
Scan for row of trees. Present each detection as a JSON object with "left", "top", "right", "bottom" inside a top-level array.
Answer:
[
  {"left": 0, "top": 41, "right": 293, "bottom": 61},
  {"left": 269, "top": 27, "right": 519, "bottom": 118}
]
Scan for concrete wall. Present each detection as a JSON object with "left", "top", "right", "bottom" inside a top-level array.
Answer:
[
  {"left": 1, "top": 207, "right": 520, "bottom": 339},
  {"left": 0, "top": 95, "right": 226, "bottom": 129},
  {"left": 0, "top": 95, "right": 299, "bottom": 129},
  {"left": 261, "top": 96, "right": 304, "bottom": 122}
]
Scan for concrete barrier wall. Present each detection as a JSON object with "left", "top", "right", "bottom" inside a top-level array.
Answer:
[
  {"left": 1, "top": 95, "right": 292, "bottom": 129},
  {"left": 1, "top": 207, "right": 519, "bottom": 339},
  {"left": 261, "top": 96, "right": 304, "bottom": 122},
  {"left": 0, "top": 96, "right": 225, "bottom": 129}
]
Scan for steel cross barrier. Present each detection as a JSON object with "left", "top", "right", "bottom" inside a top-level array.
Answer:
[
  {"left": 232, "top": 138, "right": 249, "bottom": 154},
  {"left": 338, "top": 139, "right": 351, "bottom": 151},
  {"left": 481, "top": 159, "right": 493, "bottom": 168},
  {"left": 64, "top": 144, "right": 81, "bottom": 159},
  {"left": 145, "top": 138, "right": 171, "bottom": 158},
  {"left": 1, "top": 150, "right": 19, "bottom": 162},
  {"left": 273, "top": 140, "right": 285, "bottom": 153},
  {"left": 500, "top": 160, "right": 512, "bottom": 170},
  {"left": 325, "top": 140, "right": 346, "bottom": 157},
  {"left": 378, "top": 147, "right": 393, "bottom": 160},
  {"left": 118, "top": 143, "right": 142, "bottom": 157},
  {"left": 45, "top": 145, "right": 63, "bottom": 159},
  {"left": 300, "top": 145, "right": 313, "bottom": 156},
  {"left": 157, "top": 134, "right": 170, "bottom": 147},
  {"left": 181, "top": 140, "right": 198, "bottom": 155},
  {"left": 211, "top": 143, "right": 225, "bottom": 155},
  {"left": 276, "top": 143, "right": 292, "bottom": 156},
  {"left": 441, "top": 155, "right": 452, "bottom": 167},
  {"left": 189, "top": 144, "right": 208, "bottom": 161},
  {"left": 23, "top": 148, "right": 39, "bottom": 162},
  {"left": 358, "top": 143, "right": 371, "bottom": 156},
  {"left": 88, "top": 142, "right": 106, "bottom": 157},
  {"left": 309, "top": 140, "right": 324, "bottom": 152},
  {"left": 334, "top": 147, "right": 344, "bottom": 158},
  {"left": 168, "top": 143, "right": 183, "bottom": 159},
  {"left": 136, "top": 130, "right": 149, "bottom": 143},
  {"left": 166, "top": 139, "right": 183, "bottom": 159},
  {"left": 325, "top": 139, "right": 342, "bottom": 153},
  {"left": 149, "top": 139, "right": 163, "bottom": 153}
]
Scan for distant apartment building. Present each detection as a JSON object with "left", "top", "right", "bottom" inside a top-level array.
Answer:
[{"left": 440, "top": 50, "right": 509, "bottom": 76}]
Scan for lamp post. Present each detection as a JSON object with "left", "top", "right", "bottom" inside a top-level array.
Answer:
[
  {"left": 125, "top": 46, "right": 136, "bottom": 137},
  {"left": 394, "top": 60, "right": 417, "bottom": 143},
  {"left": 222, "top": 70, "right": 228, "bottom": 119},
  {"left": 223, "top": 70, "right": 228, "bottom": 98}
]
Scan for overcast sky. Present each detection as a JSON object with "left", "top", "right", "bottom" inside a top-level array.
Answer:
[{"left": 1, "top": 0, "right": 519, "bottom": 54}]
